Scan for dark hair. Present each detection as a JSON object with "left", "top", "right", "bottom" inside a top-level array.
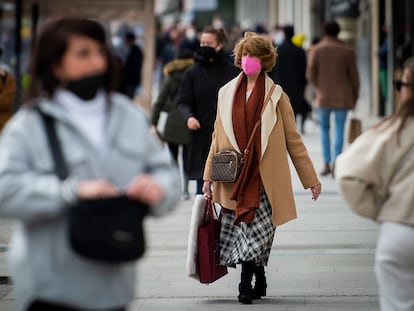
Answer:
[
  {"left": 376, "top": 56, "right": 414, "bottom": 144},
  {"left": 202, "top": 26, "right": 227, "bottom": 45},
  {"left": 0, "top": 45, "right": 3, "bottom": 59},
  {"left": 283, "top": 25, "right": 295, "bottom": 40},
  {"left": 324, "top": 20, "right": 340, "bottom": 37},
  {"left": 28, "top": 17, "right": 119, "bottom": 99}
]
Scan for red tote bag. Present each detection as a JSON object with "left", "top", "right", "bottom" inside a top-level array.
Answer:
[{"left": 197, "top": 198, "right": 228, "bottom": 284}]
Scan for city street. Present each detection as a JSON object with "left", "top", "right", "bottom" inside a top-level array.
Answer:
[{"left": 0, "top": 119, "right": 379, "bottom": 311}]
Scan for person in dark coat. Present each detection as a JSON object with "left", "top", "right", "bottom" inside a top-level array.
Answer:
[
  {"left": 120, "top": 32, "right": 143, "bottom": 99},
  {"left": 269, "top": 25, "right": 310, "bottom": 134},
  {"left": 152, "top": 48, "right": 194, "bottom": 200},
  {"left": 177, "top": 26, "right": 240, "bottom": 194}
]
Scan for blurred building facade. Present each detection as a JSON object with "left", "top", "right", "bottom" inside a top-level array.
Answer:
[
  {"left": 0, "top": 0, "right": 155, "bottom": 112},
  {"left": 157, "top": 0, "right": 414, "bottom": 118}
]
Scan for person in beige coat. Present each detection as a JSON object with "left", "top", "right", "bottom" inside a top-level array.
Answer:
[
  {"left": 202, "top": 32, "right": 321, "bottom": 305},
  {"left": 336, "top": 57, "right": 414, "bottom": 311},
  {"left": 306, "top": 20, "right": 359, "bottom": 177}
]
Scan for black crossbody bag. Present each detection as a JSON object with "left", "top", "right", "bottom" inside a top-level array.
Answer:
[{"left": 37, "top": 108, "right": 148, "bottom": 263}]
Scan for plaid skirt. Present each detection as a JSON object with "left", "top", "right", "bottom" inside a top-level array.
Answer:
[{"left": 219, "top": 190, "right": 276, "bottom": 267}]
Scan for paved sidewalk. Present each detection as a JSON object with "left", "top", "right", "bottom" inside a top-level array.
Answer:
[
  {"left": 0, "top": 120, "right": 379, "bottom": 310},
  {"left": 131, "top": 121, "right": 379, "bottom": 310}
]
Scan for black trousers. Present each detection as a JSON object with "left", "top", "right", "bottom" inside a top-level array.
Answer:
[{"left": 28, "top": 301, "right": 125, "bottom": 311}]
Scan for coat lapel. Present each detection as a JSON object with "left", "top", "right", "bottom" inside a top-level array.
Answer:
[
  {"left": 218, "top": 73, "right": 282, "bottom": 157},
  {"left": 219, "top": 73, "right": 242, "bottom": 153},
  {"left": 261, "top": 77, "right": 282, "bottom": 157}
]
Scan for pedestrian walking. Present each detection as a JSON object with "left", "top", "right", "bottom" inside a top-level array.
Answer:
[
  {"left": 202, "top": 32, "right": 321, "bottom": 305},
  {"left": 152, "top": 48, "right": 194, "bottom": 200},
  {"left": 269, "top": 24, "right": 310, "bottom": 134},
  {"left": 306, "top": 20, "right": 360, "bottom": 177},
  {"left": 0, "top": 45, "right": 16, "bottom": 132},
  {"left": 336, "top": 56, "right": 414, "bottom": 311},
  {"left": 0, "top": 17, "right": 180, "bottom": 311},
  {"left": 177, "top": 26, "right": 240, "bottom": 194},
  {"left": 119, "top": 32, "right": 143, "bottom": 99}
]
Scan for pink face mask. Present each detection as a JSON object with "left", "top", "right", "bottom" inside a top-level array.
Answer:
[{"left": 241, "top": 56, "right": 261, "bottom": 76}]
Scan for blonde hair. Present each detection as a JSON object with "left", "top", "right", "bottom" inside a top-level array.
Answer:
[{"left": 233, "top": 32, "right": 277, "bottom": 72}]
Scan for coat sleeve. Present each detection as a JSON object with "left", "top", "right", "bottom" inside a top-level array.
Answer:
[
  {"left": 306, "top": 47, "right": 317, "bottom": 85},
  {"left": 335, "top": 130, "right": 390, "bottom": 219},
  {"left": 0, "top": 111, "right": 68, "bottom": 223},
  {"left": 176, "top": 68, "right": 195, "bottom": 122},
  {"left": 151, "top": 75, "right": 173, "bottom": 126},
  {"left": 202, "top": 116, "right": 220, "bottom": 181},
  {"left": 279, "top": 93, "right": 320, "bottom": 188},
  {"left": 347, "top": 50, "right": 360, "bottom": 104},
  {"left": 138, "top": 118, "right": 181, "bottom": 217}
]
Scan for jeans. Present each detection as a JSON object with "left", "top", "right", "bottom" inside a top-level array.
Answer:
[{"left": 317, "top": 108, "right": 348, "bottom": 164}]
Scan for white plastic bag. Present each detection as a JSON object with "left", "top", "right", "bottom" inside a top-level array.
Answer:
[
  {"left": 156, "top": 111, "right": 169, "bottom": 136},
  {"left": 186, "top": 195, "right": 207, "bottom": 279}
]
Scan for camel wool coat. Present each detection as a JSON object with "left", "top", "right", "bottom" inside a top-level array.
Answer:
[{"left": 203, "top": 73, "right": 320, "bottom": 226}]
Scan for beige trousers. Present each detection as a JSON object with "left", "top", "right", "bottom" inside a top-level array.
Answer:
[{"left": 375, "top": 221, "right": 414, "bottom": 311}]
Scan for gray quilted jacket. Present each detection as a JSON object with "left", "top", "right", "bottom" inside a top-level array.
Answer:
[{"left": 0, "top": 92, "right": 180, "bottom": 311}]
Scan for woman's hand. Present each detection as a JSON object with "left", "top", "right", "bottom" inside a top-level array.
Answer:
[
  {"left": 187, "top": 117, "right": 201, "bottom": 130},
  {"left": 310, "top": 183, "right": 322, "bottom": 201},
  {"left": 202, "top": 180, "right": 212, "bottom": 199},
  {"left": 77, "top": 180, "right": 119, "bottom": 199},
  {"left": 126, "top": 174, "right": 165, "bottom": 205}
]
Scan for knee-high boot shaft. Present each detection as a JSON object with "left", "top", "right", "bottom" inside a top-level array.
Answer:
[
  {"left": 252, "top": 265, "right": 267, "bottom": 299},
  {"left": 238, "top": 261, "right": 255, "bottom": 304}
]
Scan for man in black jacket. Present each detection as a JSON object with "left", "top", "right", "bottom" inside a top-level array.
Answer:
[
  {"left": 269, "top": 25, "right": 310, "bottom": 134},
  {"left": 177, "top": 26, "right": 240, "bottom": 194},
  {"left": 120, "top": 32, "right": 143, "bottom": 99}
]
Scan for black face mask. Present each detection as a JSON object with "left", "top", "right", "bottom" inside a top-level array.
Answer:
[
  {"left": 197, "top": 46, "right": 217, "bottom": 61},
  {"left": 66, "top": 73, "right": 106, "bottom": 101}
]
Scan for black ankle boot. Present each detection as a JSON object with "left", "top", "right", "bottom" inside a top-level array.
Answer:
[
  {"left": 238, "top": 261, "right": 254, "bottom": 304},
  {"left": 252, "top": 265, "right": 267, "bottom": 299}
]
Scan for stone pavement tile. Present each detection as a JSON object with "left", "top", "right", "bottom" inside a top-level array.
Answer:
[
  {"left": 128, "top": 296, "right": 379, "bottom": 311},
  {"left": 0, "top": 219, "right": 13, "bottom": 245},
  {"left": 0, "top": 253, "right": 10, "bottom": 277},
  {"left": 303, "top": 296, "right": 379, "bottom": 310},
  {"left": 0, "top": 300, "right": 14, "bottom": 311}
]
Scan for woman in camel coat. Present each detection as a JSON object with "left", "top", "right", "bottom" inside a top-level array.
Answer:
[{"left": 202, "top": 32, "right": 321, "bottom": 305}]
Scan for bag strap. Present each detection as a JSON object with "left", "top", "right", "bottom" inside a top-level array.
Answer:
[
  {"left": 36, "top": 107, "right": 69, "bottom": 180},
  {"left": 244, "top": 84, "right": 276, "bottom": 157},
  {"left": 203, "top": 198, "right": 219, "bottom": 222}
]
